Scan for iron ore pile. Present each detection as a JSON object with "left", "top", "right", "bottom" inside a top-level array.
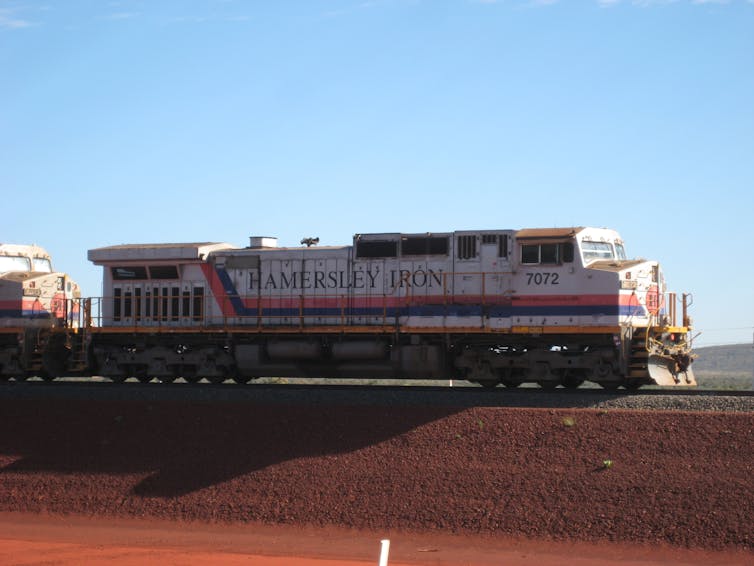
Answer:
[{"left": 0, "top": 388, "right": 752, "bottom": 552}]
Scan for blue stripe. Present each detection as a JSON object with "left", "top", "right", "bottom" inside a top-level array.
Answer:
[
  {"left": 226, "top": 304, "right": 642, "bottom": 318},
  {"left": 215, "top": 268, "right": 250, "bottom": 314},
  {"left": 0, "top": 309, "right": 53, "bottom": 318}
]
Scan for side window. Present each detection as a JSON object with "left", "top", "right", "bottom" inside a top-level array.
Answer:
[
  {"left": 561, "top": 242, "right": 574, "bottom": 263},
  {"left": 112, "top": 266, "right": 148, "bottom": 280},
  {"left": 521, "top": 242, "right": 573, "bottom": 265},
  {"left": 112, "top": 265, "right": 179, "bottom": 280},
  {"left": 521, "top": 244, "right": 540, "bottom": 264},
  {"left": 540, "top": 244, "right": 558, "bottom": 264}
]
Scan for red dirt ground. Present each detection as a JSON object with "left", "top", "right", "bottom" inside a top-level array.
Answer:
[{"left": 0, "top": 399, "right": 752, "bottom": 564}]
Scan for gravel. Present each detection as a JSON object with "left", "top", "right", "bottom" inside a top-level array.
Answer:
[
  {"left": 0, "top": 398, "right": 752, "bottom": 551},
  {"left": 1, "top": 381, "right": 752, "bottom": 412}
]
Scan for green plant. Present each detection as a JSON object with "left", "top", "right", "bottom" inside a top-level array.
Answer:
[
  {"left": 602, "top": 459, "right": 613, "bottom": 470},
  {"left": 562, "top": 416, "right": 576, "bottom": 428}
]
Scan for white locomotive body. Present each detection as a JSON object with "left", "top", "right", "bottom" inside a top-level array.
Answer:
[{"left": 86, "top": 227, "right": 695, "bottom": 388}]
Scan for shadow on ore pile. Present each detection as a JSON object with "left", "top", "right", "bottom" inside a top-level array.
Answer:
[{"left": 0, "top": 399, "right": 459, "bottom": 497}]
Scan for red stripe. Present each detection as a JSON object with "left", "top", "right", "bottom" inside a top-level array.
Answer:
[
  {"left": 512, "top": 294, "right": 620, "bottom": 306},
  {"left": 234, "top": 294, "right": 627, "bottom": 310},
  {"left": 200, "top": 264, "right": 236, "bottom": 316}
]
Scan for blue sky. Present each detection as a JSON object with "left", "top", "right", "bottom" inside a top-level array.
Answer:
[{"left": 2, "top": 0, "right": 753, "bottom": 347}]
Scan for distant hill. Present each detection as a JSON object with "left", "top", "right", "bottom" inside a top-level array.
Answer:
[{"left": 694, "top": 344, "right": 752, "bottom": 376}]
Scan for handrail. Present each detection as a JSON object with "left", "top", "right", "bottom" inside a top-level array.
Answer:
[{"left": 81, "top": 273, "right": 694, "bottom": 332}]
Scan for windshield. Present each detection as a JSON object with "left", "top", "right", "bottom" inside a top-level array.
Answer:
[
  {"left": 615, "top": 243, "right": 627, "bottom": 260},
  {"left": 581, "top": 241, "right": 614, "bottom": 262},
  {"left": 0, "top": 255, "right": 31, "bottom": 273},
  {"left": 32, "top": 258, "right": 53, "bottom": 272}
]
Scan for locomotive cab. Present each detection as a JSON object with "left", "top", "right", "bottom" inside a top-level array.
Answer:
[
  {"left": 0, "top": 244, "right": 81, "bottom": 328},
  {"left": 509, "top": 228, "right": 695, "bottom": 387},
  {"left": 573, "top": 229, "right": 695, "bottom": 386}
]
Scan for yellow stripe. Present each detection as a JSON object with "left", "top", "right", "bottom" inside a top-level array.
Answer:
[
  {"left": 86, "top": 324, "right": 626, "bottom": 336},
  {"left": 649, "top": 326, "right": 691, "bottom": 334}
]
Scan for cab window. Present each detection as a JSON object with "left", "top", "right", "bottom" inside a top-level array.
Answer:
[
  {"left": 521, "top": 242, "right": 573, "bottom": 265},
  {"left": 615, "top": 243, "right": 627, "bottom": 260},
  {"left": 32, "top": 258, "right": 52, "bottom": 272},
  {"left": 0, "top": 256, "right": 31, "bottom": 272},
  {"left": 581, "top": 241, "right": 614, "bottom": 262}
]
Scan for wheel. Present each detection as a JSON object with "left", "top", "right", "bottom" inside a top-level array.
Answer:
[
  {"left": 561, "top": 371, "right": 584, "bottom": 389},
  {"left": 498, "top": 369, "right": 522, "bottom": 389},
  {"left": 232, "top": 375, "right": 252, "bottom": 384},
  {"left": 537, "top": 381, "right": 558, "bottom": 389},
  {"left": 623, "top": 378, "right": 643, "bottom": 390},
  {"left": 42, "top": 335, "right": 68, "bottom": 379},
  {"left": 476, "top": 380, "right": 499, "bottom": 389},
  {"left": 599, "top": 381, "right": 621, "bottom": 390}
]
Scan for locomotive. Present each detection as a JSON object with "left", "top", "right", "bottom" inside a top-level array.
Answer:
[
  {"left": 0, "top": 243, "right": 83, "bottom": 379},
  {"left": 78, "top": 226, "right": 695, "bottom": 389}
]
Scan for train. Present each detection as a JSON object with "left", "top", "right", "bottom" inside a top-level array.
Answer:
[
  {"left": 0, "top": 227, "right": 696, "bottom": 389},
  {"left": 0, "top": 243, "right": 82, "bottom": 378}
]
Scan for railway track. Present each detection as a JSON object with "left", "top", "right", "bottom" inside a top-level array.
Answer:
[{"left": 1, "top": 380, "right": 752, "bottom": 412}]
